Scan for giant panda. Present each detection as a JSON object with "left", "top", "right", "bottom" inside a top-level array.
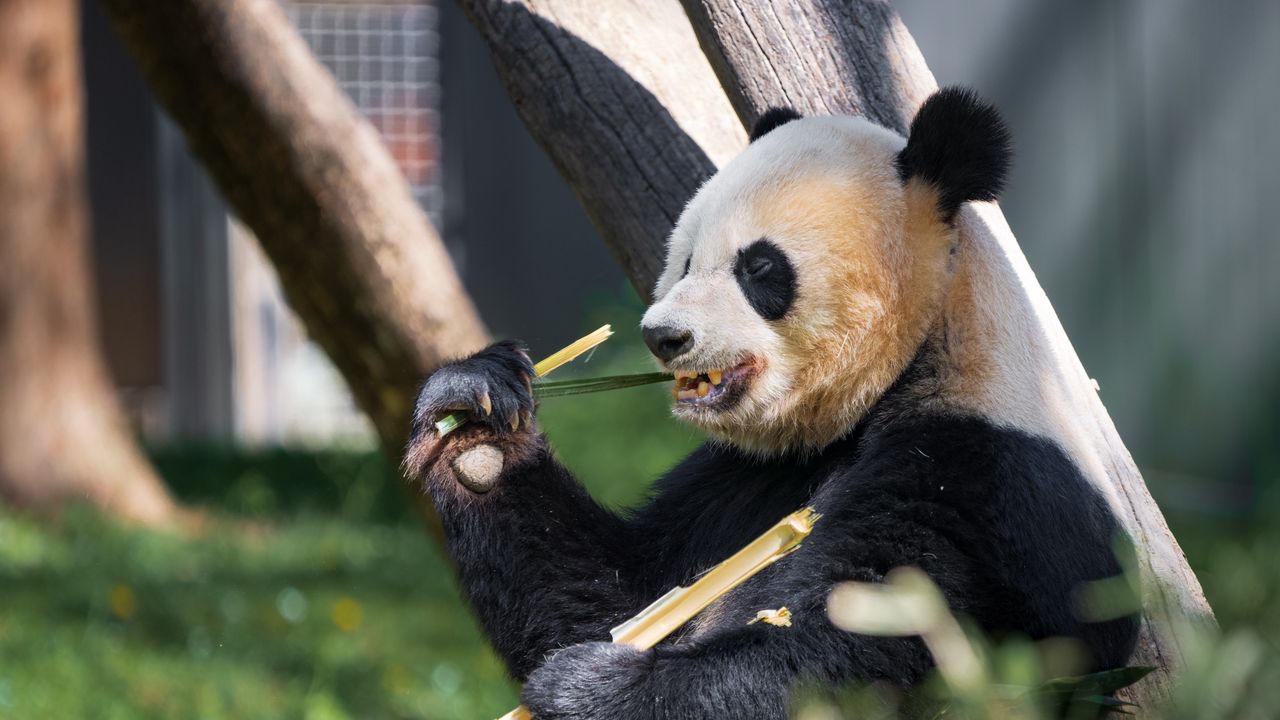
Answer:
[{"left": 405, "top": 87, "right": 1139, "bottom": 719}]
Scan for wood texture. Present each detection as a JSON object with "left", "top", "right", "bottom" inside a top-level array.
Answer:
[
  {"left": 683, "top": 0, "right": 934, "bottom": 135},
  {"left": 0, "top": 0, "right": 176, "bottom": 524},
  {"left": 681, "top": 0, "right": 1213, "bottom": 706},
  {"left": 99, "top": 0, "right": 492, "bottom": 535},
  {"left": 456, "top": 0, "right": 747, "bottom": 301}
]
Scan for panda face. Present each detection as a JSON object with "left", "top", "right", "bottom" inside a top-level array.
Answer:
[
  {"left": 642, "top": 116, "right": 956, "bottom": 453},
  {"left": 643, "top": 89, "right": 1012, "bottom": 454}
]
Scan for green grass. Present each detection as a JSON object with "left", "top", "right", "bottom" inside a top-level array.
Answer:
[{"left": 0, "top": 507, "right": 515, "bottom": 720}]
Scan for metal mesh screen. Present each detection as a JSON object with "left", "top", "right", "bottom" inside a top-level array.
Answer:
[{"left": 285, "top": 1, "right": 442, "bottom": 225}]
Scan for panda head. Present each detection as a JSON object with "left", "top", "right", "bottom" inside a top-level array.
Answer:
[{"left": 641, "top": 87, "right": 1012, "bottom": 453}]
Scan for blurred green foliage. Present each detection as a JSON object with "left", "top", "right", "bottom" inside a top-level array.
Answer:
[
  {"left": 149, "top": 445, "right": 405, "bottom": 522},
  {"left": 0, "top": 312, "right": 1275, "bottom": 718},
  {"left": 0, "top": 505, "right": 513, "bottom": 719}
]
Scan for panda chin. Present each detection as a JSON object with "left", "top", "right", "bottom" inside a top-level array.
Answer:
[{"left": 670, "top": 359, "right": 760, "bottom": 413}]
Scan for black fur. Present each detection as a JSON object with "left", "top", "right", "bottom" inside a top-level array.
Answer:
[
  {"left": 734, "top": 239, "right": 797, "bottom": 321},
  {"left": 896, "top": 87, "right": 1012, "bottom": 223},
  {"left": 407, "top": 342, "right": 1138, "bottom": 719},
  {"left": 750, "top": 107, "right": 803, "bottom": 142},
  {"left": 412, "top": 340, "right": 535, "bottom": 434}
]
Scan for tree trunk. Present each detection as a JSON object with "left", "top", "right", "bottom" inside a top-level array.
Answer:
[
  {"left": 99, "top": 0, "right": 492, "bottom": 536},
  {"left": 0, "top": 0, "right": 176, "bottom": 524},
  {"left": 462, "top": 0, "right": 1212, "bottom": 706},
  {"left": 680, "top": 0, "right": 933, "bottom": 137},
  {"left": 455, "top": 0, "right": 746, "bottom": 301}
]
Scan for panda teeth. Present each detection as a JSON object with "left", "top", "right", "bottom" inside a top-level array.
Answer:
[
  {"left": 671, "top": 370, "right": 723, "bottom": 382},
  {"left": 671, "top": 369, "right": 726, "bottom": 401}
]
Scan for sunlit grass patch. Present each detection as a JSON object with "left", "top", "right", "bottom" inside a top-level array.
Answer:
[{"left": 0, "top": 506, "right": 517, "bottom": 720}]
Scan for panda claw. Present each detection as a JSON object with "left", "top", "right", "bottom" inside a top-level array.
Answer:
[{"left": 413, "top": 340, "right": 536, "bottom": 440}]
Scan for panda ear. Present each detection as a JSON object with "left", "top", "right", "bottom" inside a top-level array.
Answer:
[
  {"left": 750, "top": 107, "right": 803, "bottom": 142},
  {"left": 896, "top": 87, "right": 1012, "bottom": 223}
]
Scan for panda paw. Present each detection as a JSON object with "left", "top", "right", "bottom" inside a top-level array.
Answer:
[
  {"left": 522, "top": 642, "right": 653, "bottom": 719},
  {"left": 412, "top": 340, "right": 536, "bottom": 436},
  {"left": 405, "top": 341, "right": 538, "bottom": 492}
]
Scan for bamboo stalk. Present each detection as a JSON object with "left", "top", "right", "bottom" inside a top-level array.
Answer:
[
  {"left": 497, "top": 507, "right": 821, "bottom": 720},
  {"left": 435, "top": 325, "right": 616, "bottom": 436},
  {"left": 532, "top": 324, "right": 614, "bottom": 377},
  {"left": 609, "top": 507, "right": 820, "bottom": 647}
]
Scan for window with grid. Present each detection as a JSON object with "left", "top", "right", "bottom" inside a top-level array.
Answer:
[{"left": 285, "top": 1, "right": 442, "bottom": 225}]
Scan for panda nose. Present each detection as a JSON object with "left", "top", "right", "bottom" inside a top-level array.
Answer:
[{"left": 642, "top": 325, "right": 694, "bottom": 362}]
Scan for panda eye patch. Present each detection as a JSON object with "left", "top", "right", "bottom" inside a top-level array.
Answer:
[{"left": 734, "top": 239, "right": 796, "bottom": 321}]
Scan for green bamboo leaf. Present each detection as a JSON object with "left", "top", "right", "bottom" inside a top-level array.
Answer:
[
  {"left": 1083, "top": 694, "right": 1137, "bottom": 708},
  {"left": 534, "top": 372, "right": 671, "bottom": 398},
  {"left": 436, "top": 372, "right": 671, "bottom": 435},
  {"left": 1029, "top": 665, "right": 1153, "bottom": 717},
  {"left": 1037, "top": 666, "right": 1155, "bottom": 697}
]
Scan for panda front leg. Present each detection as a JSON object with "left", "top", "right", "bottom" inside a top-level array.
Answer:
[
  {"left": 518, "top": 493, "right": 957, "bottom": 720},
  {"left": 406, "top": 341, "right": 645, "bottom": 679},
  {"left": 519, "top": 588, "right": 934, "bottom": 720}
]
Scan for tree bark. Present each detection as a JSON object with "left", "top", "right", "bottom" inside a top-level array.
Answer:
[
  {"left": 680, "top": 0, "right": 934, "bottom": 137},
  {"left": 455, "top": 0, "right": 747, "bottom": 301},
  {"left": 0, "top": 0, "right": 176, "bottom": 524},
  {"left": 463, "top": 0, "right": 1211, "bottom": 706},
  {"left": 99, "top": 0, "right": 492, "bottom": 536}
]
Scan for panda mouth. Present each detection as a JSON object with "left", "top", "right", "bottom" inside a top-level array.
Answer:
[{"left": 671, "top": 361, "right": 757, "bottom": 409}]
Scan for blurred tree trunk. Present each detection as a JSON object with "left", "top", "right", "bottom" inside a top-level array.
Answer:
[
  {"left": 460, "top": 0, "right": 1212, "bottom": 707},
  {"left": 0, "top": 0, "right": 176, "bottom": 524},
  {"left": 99, "top": 0, "right": 491, "bottom": 539}
]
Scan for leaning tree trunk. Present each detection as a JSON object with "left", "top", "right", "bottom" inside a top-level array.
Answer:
[
  {"left": 455, "top": 0, "right": 746, "bottom": 301},
  {"left": 0, "top": 0, "right": 177, "bottom": 525},
  {"left": 100, "top": 0, "right": 492, "bottom": 538},
  {"left": 460, "top": 0, "right": 1212, "bottom": 707}
]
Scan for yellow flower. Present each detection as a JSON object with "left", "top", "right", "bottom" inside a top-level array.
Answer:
[
  {"left": 109, "top": 584, "right": 136, "bottom": 619},
  {"left": 331, "top": 597, "right": 363, "bottom": 632}
]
